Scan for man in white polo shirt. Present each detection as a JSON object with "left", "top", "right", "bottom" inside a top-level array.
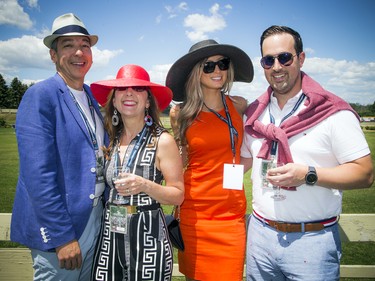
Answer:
[{"left": 241, "top": 25, "right": 373, "bottom": 281}]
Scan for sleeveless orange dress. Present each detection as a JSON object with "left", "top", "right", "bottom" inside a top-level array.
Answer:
[{"left": 178, "top": 96, "right": 247, "bottom": 281}]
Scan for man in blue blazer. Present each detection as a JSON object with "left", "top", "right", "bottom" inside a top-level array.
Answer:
[{"left": 11, "top": 13, "right": 108, "bottom": 280}]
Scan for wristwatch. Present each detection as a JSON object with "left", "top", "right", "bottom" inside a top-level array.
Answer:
[{"left": 305, "top": 166, "right": 318, "bottom": 185}]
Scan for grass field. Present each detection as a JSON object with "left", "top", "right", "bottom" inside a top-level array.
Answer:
[{"left": 0, "top": 115, "right": 374, "bottom": 280}]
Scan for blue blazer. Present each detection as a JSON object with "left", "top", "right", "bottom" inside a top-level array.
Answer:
[{"left": 11, "top": 73, "right": 109, "bottom": 251}]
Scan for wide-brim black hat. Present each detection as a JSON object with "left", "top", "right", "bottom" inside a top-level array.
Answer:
[{"left": 166, "top": 39, "right": 254, "bottom": 102}]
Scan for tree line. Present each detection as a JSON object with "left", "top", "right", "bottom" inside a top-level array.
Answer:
[{"left": 0, "top": 73, "right": 374, "bottom": 116}]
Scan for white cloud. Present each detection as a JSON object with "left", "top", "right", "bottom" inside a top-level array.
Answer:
[
  {"left": 0, "top": 35, "right": 50, "bottom": 73},
  {"left": 148, "top": 64, "right": 171, "bottom": 86},
  {"left": 178, "top": 2, "right": 188, "bottom": 11},
  {"left": 165, "top": 2, "right": 188, "bottom": 19},
  {"left": 304, "top": 57, "right": 375, "bottom": 105},
  {"left": 184, "top": 3, "right": 227, "bottom": 42},
  {"left": 304, "top": 47, "right": 315, "bottom": 55},
  {"left": 156, "top": 14, "right": 162, "bottom": 24},
  {"left": 0, "top": 0, "right": 33, "bottom": 29},
  {"left": 91, "top": 47, "right": 123, "bottom": 69},
  {"left": 26, "top": 0, "right": 38, "bottom": 8}
]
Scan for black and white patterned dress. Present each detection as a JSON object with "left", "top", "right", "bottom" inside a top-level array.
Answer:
[{"left": 92, "top": 125, "right": 173, "bottom": 281}]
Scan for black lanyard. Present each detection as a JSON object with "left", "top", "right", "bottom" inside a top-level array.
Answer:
[
  {"left": 269, "top": 93, "right": 306, "bottom": 155},
  {"left": 114, "top": 125, "right": 149, "bottom": 176},
  {"left": 69, "top": 90, "right": 99, "bottom": 151},
  {"left": 204, "top": 93, "right": 238, "bottom": 163}
]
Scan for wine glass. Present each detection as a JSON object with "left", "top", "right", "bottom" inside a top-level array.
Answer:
[
  {"left": 112, "top": 165, "right": 129, "bottom": 204},
  {"left": 261, "top": 160, "right": 273, "bottom": 189},
  {"left": 269, "top": 162, "right": 286, "bottom": 201}
]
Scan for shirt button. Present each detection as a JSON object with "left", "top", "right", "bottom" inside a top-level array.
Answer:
[
  {"left": 90, "top": 167, "right": 96, "bottom": 173},
  {"left": 89, "top": 194, "right": 95, "bottom": 199}
]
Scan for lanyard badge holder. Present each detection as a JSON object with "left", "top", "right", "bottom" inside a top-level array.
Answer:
[
  {"left": 205, "top": 93, "right": 244, "bottom": 190},
  {"left": 109, "top": 126, "right": 148, "bottom": 233}
]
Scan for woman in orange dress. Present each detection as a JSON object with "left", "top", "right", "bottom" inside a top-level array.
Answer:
[{"left": 166, "top": 39, "right": 254, "bottom": 281}]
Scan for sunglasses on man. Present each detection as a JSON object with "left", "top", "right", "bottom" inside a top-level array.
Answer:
[
  {"left": 203, "top": 58, "right": 231, "bottom": 74},
  {"left": 260, "top": 52, "right": 299, "bottom": 69}
]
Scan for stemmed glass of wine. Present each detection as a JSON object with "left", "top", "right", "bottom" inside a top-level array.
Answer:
[
  {"left": 112, "top": 165, "right": 129, "bottom": 204},
  {"left": 268, "top": 161, "right": 286, "bottom": 201}
]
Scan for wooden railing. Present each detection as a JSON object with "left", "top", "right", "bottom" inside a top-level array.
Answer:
[{"left": 1, "top": 213, "right": 374, "bottom": 280}]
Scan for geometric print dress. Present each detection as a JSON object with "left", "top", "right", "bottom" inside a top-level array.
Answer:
[{"left": 91, "top": 125, "right": 174, "bottom": 281}]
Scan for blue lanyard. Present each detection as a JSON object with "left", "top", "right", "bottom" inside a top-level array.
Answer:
[
  {"left": 204, "top": 93, "right": 238, "bottom": 163},
  {"left": 114, "top": 125, "right": 149, "bottom": 175},
  {"left": 69, "top": 90, "right": 99, "bottom": 151},
  {"left": 269, "top": 93, "right": 306, "bottom": 156}
]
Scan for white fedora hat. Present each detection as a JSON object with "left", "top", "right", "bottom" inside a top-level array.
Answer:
[{"left": 43, "top": 13, "right": 98, "bottom": 48}]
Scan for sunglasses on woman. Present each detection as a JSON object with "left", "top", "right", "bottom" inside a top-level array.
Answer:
[
  {"left": 203, "top": 58, "right": 230, "bottom": 74},
  {"left": 116, "top": 86, "right": 148, "bottom": 92},
  {"left": 260, "top": 52, "right": 299, "bottom": 69}
]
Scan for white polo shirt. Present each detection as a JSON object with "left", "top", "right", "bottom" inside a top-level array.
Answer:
[{"left": 241, "top": 92, "right": 370, "bottom": 222}]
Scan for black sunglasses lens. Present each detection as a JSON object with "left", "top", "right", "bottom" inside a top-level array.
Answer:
[
  {"left": 217, "top": 58, "right": 230, "bottom": 70},
  {"left": 261, "top": 53, "right": 294, "bottom": 69},
  {"left": 278, "top": 53, "right": 293, "bottom": 65},
  {"left": 262, "top": 56, "right": 275, "bottom": 68},
  {"left": 203, "top": 58, "right": 230, "bottom": 73},
  {"left": 118, "top": 86, "right": 147, "bottom": 92},
  {"left": 133, "top": 86, "right": 147, "bottom": 92},
  {"left": 203, "top": 61, "right": 215, "bottom": 73}
]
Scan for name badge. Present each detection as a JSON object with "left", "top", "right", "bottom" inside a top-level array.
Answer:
[
  {"left": 109, "top": 205, "right": 128, "bottom": 234},
  {"left": 223, "top": 163, "right": 244, "bottom": 190},
  {"left": 95, "top": 152, "right": 105, "bottom": 184}
]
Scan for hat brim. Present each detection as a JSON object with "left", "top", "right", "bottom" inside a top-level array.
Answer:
[
  {"left": 91, "top": 78, "right": 173, "bottom": 111},
  {"left": 43, "top": 33, "right": 98, "bottom": 48},
  {"left": 166, "top": 44, "right": 253, "bottom": 102}
]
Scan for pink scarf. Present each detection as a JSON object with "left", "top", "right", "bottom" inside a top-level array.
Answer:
[{"left": 244, "top": 72, "right": 359, "bottom": 165}]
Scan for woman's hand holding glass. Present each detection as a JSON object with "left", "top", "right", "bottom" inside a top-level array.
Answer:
[{"left": 114, "top": 171, "right": 146, "bottom": 198}]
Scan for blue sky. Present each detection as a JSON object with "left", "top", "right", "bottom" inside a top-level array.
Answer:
[{"left": 0, "top": 0, "right": 374, "bottom": 105}]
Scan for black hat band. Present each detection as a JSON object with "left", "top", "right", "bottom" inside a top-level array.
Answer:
[{"left": 53, "top": 25, "right": 90, "bottom": 35}]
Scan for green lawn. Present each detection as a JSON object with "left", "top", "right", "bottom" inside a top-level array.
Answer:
[{"left": 0, "top": 119, "right": 374, "bottom": 280}]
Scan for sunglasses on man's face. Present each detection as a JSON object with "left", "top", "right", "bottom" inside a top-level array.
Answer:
[
  {"left": 203, "top": 58, "right": 230, "bottom": 74},
  {"left": 260, "top": 52, "right": 298, "bottom": 69},
  {"left": 116, "top": 86, "right": 148, "bottom": 92}
]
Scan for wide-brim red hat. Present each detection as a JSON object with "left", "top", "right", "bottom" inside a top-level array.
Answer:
[{"left": 91, "top": 64, "right": 173, "bottom": 111}]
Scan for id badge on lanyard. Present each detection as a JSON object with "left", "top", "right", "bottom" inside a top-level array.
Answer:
[
  {"left": 95, "top": 150, "right": 105, "bottom": 184},
  {"left": 205, "top": 93, "right": 244, "bottom": 190},
  {"left": 223, "top": 163, "right": 244, "bottom": 190},
  {"left": 109, "top": 205, "right": 128, "bottom": 234}
]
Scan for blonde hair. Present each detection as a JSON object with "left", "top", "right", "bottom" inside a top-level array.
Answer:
[{"left": 177, "top": 58, "right": 234, "bottom": 144}]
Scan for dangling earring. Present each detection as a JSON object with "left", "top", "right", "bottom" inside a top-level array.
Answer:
[
  {"left": 112, "top": 109, "right": 119, "bottom": 126},
  {"left": 144, "top": 108, "right": 153, "bottom": 126}
]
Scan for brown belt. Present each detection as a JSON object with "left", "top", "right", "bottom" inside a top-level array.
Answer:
[
  {"left": 267, "top": 220, "right": 324, "bottom": 232},
  {"left": 114, "top": 203, "right": 161, "bottom": 214},
  {"left": 125, "top": 205, "right": 138, "bottom": 214},
  {"left": 253, "top": 211, "right": 338, "bottom": 233}
]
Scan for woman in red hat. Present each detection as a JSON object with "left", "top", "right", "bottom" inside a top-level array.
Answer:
[{"left": 90, "top": 65, "right": 184, "bottom": 281}]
